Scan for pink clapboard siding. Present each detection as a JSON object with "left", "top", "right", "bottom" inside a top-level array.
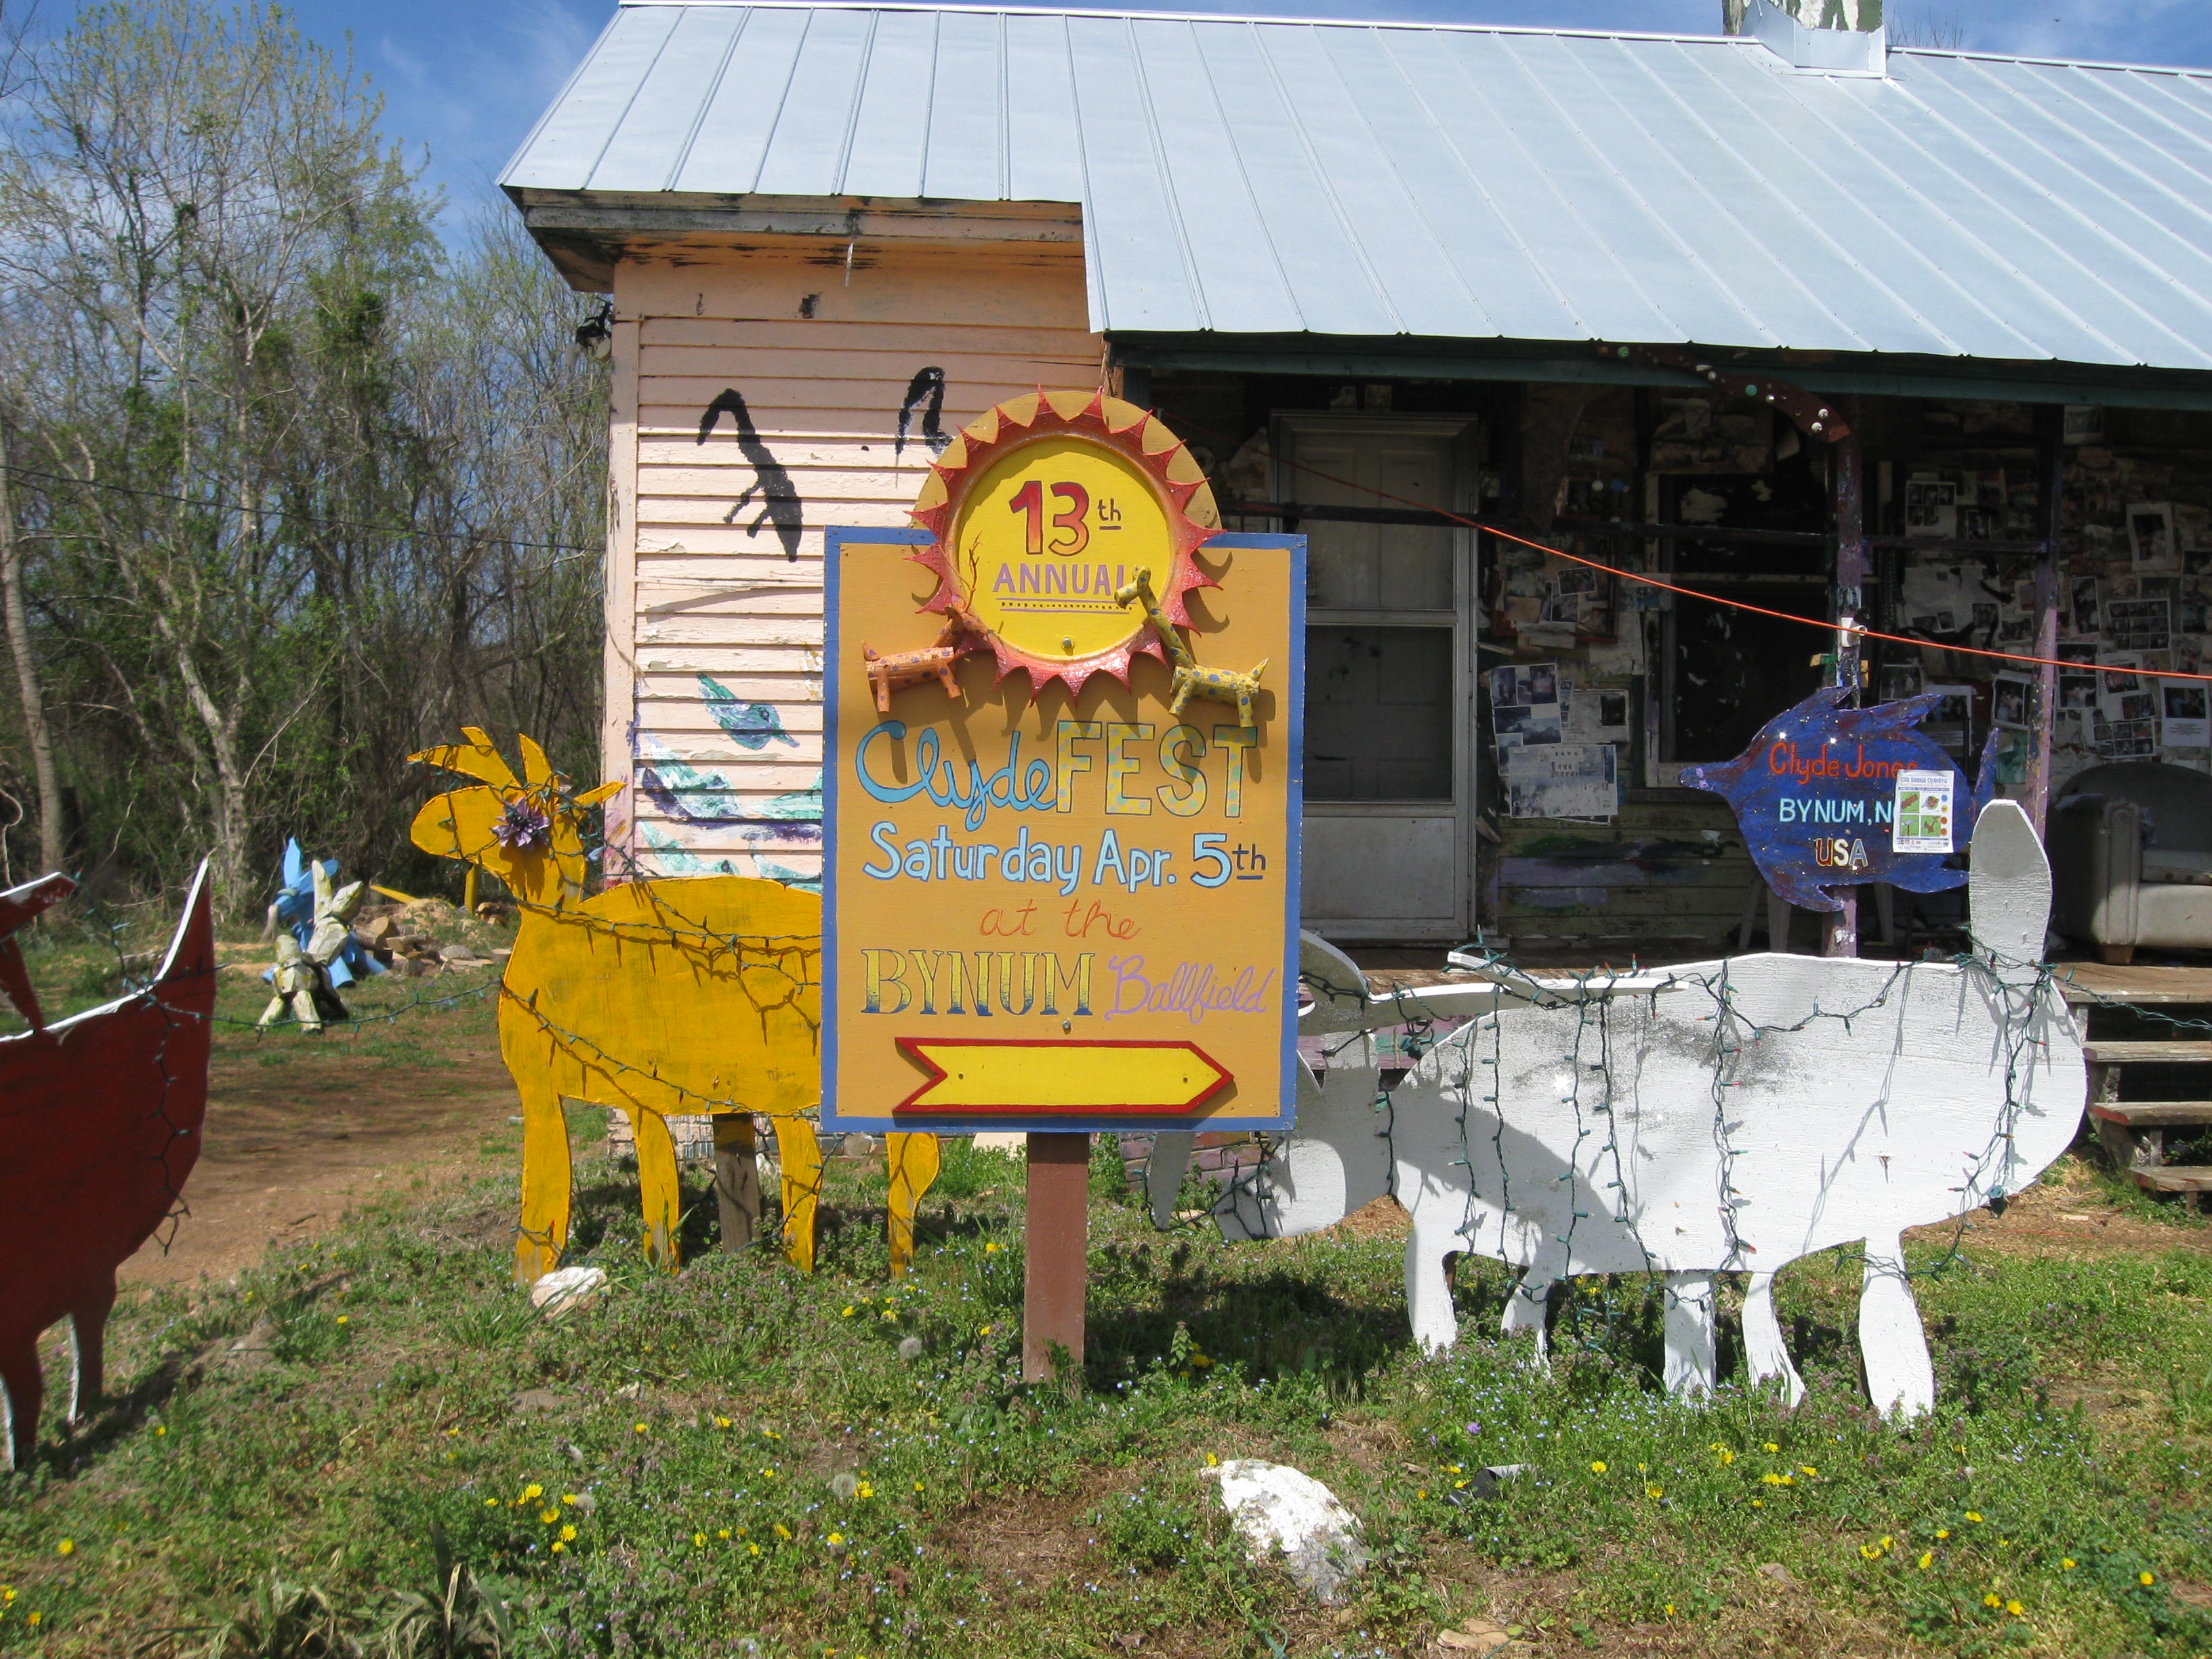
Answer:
[{"left": 605, "top": 234, "right": 1099, "bottom": 886}]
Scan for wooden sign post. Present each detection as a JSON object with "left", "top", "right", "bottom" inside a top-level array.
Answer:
[{"left": 823, "top": 391, "right": 1303, "bottom": 1382}]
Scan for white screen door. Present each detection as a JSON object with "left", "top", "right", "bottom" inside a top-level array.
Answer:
[{"left": 1278, "top": 416, "right": 1475, "bottom": 942}]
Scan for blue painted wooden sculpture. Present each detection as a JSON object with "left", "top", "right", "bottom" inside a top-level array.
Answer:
[
  {"left": 1680, "top": 687, "right": 1999, "bottom": 912},
  {"left": 268, "top": 838, "right": 384, "bottom": 988}
]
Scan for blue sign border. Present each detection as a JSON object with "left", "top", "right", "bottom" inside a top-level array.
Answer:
[{"left": 821, "top": 527, "right": 1306, "bottom": 1134}]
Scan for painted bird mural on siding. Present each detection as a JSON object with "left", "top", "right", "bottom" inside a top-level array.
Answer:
[
  {"left": 896, "top": 367, "right": 951, "bottom": 459},
  {"left": 698, "top": 388, "right": 804, "bottom": 561}
]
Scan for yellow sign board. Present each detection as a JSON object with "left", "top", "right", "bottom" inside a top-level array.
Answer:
[{"left": 822, "top": 522, "right": 1304, "bottom": 1133}]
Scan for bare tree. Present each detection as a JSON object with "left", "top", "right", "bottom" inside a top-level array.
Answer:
[{"left": 0, "top": 1, "right": 607, "bottom": 910}]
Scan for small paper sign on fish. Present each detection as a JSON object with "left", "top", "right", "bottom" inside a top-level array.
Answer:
[{"left": 1681, "top": 687, "right": 1997, "bottom": 912}]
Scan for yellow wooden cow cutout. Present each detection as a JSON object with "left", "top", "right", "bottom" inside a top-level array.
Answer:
[{"left": 409, "top": 730, "right": 939, "bottom": 1283}]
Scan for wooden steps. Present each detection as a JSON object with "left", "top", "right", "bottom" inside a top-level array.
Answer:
[
  {"left": 2083, "top": 1041, "right": 2212, "bottom": 1065},
  {"left": 2091, "top": 1102, "right": 2212, "bottom": 1128},
  {"left": 2135, "top": 1166, "right": 2212, "bottom": 1194},
  {"left": 2071, "top": 970, "right": 2212, "bottom": 1207}
]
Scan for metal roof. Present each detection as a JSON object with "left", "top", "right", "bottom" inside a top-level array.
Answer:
[{"left": 504, "top": 1, "right": 2212, "bottom": 371}]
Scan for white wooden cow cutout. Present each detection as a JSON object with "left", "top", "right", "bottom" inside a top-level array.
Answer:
[{"left": 1176, "top": 802, "right": 2085, "bottom": 1418}]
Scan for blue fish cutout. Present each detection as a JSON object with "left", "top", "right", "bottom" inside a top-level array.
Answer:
[
  {"left": 1681, "top": 687, "right": 1999, "bottom": 914},
  {"left": 699, "top": 677, "right": 798, "bottom": 750}
]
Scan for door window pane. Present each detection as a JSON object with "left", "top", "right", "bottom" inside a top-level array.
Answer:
[
  {"left": 1304, "top": 626, "right": 1453, "bottom": 800},
  {"left": 1294, "top": 436, "right": 1454, "bottom": 611}
]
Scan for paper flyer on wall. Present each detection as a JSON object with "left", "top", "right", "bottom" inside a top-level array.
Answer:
[
  {"left": 2161, "top": 678, "right": 2212, "bottom": 747},
  {"left": 1891, "top": 769, "right": 1956, "bottom": 855},
  {"left": 1503, "top": 743, "right": 1618, "bottom": 820}
]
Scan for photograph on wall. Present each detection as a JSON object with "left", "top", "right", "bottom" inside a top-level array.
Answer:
[
  {"left": 2106, "top": 596, "right": 2172, "bottom": 653},
  {"left": 2069, "top": 575, "right": 2101, "bottom": 633},
  {"left": 1875, "top": 661, "right": 1924, "bottom": 704},
  {"left": 2130, "top": 501, "right": 2179, "bottom": 573},
  {"left": 1905, "top": 477, "right": 1958, "bottom": 539},
  {"left": 2057, "top": 641, "right": 2101, "bottom": 711},
  {"left": 1992, "top": 675, "right": 2035, "bottom": 731},
  {"left": 2161, "top": 680, "right": 2212, "bottom": 747},
  {"left": 1922, "top": 684, "right": 1975, "bottom": 756},
  {"left": 1490, "top": 662, "right": 1563, "bottom": 750}
]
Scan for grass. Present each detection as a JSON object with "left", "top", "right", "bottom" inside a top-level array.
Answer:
[
  {"left": 5, "top": 912, "right": 2212, "bottom": 1654},
  {"left": 1, "top": 1128, "right": 2211, "bottom": 1657}
]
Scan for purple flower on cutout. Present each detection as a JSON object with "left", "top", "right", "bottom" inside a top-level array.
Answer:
[{"left": 493, "top": 800, "right": 552, "bottom": 850}]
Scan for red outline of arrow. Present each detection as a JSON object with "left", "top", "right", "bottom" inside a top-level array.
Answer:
[{"left": 890, "top": 1037, "right": 1232, "bottom": 1118}]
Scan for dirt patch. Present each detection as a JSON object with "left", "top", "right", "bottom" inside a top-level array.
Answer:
[
  {"left": 1903, "top": 1153, "right": 2212, "bottom": 1263},
  {"left": 1319, "top": 1195, "right": 1414, "bottom": 1242},
  {"left": 121, "top": 1048, "right": 518, "bottom": 1288}
]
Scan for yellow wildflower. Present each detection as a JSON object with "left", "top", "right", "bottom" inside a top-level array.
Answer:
[
  {"left": 718, "top": 1529, "right": 731, "bottom": 1540},
  {"left": 2141, "top": 1572, "right": 2157, "bottom": 1586},
  {"left": 1664, "top": 1605, "right": 1675, "bottom": 1618},
  {"left": 842, "top": 1307, "right": 855, "bottom": 1317},
  {"left": 2061, "top": 1559, "right": 2076, "bottom": 1571},
  {"left": 716, "top": 1417, "right": 733, "bottom": 1429},
  {"left": 562, "top": 1494, "right": 579, "bottom": 1506},
  {"left": 155, "top": 1427, "right": 166, "bottom": 1437},
  {"left": 979, "top": 1325, "right": 993, "bottom": 1336},
  {"left": 55, "top": 1541, "right": 72, "bottom": 1557},
  {"left": 827, "top": 1532, "right": 845, "bottom": 1547},
  {"left": 1417, "top": 1489, "right": 1428, "bottom": 1500},
  {"left": 25, "top": 1613, "right": 37, "bottom": 1627},
  {"left": 985, "top": 1242, "right": 1000, "bottom": 1254},
  {"left": 1590, "top": 1460, "right": 1607, "bottom": 1475},
  {"left": 552, "top": 1541, "right": 567, "bottom": 1554},
  {"left": 1860, "top": 1544, "right": 1882, "bottom": 1560},
  {"left": 1879, "top": 1537, "right": 1893, "bottom": 1550},
  {"left": 1965, "top": 1512, "right": 1983, "bottom": 1524},
  {"left": 525, "top": 1483, "right": 544, "bottom": 1500},
  {"left": 1205, "top": 1453, "right": 1218, "bottom": 1467},
  {"left": 882, "top": 1311, "right": 897, "bottom": 1321},
  {"left": 914, "top": 1481, "right": 925, "bottom": 1493},
  {"left": 539, "top": 1509, "right": 559, "bottom": 1525},
  {"left": 1919, "top": 1553, "right": 1933, "bottom": 1571},
  {"left": 1799, "top": 1465, "right": 1818, "bottom": 1478},
  {"left": 1752, "top": 1499, "right": 1764, "bottom": 1509},
  {"left": 485, "top": 1499, "right": 498, "bottom": 1509},
  {"left": 336, "top": 1315, "right": 348, "bottom": 1326},
  {"left": 750, "top": 1543, "right": 762, "bottom": 1556},
  {"left": 856, "top": 1481, "right": 874, "bottom": 1499},
  {"left": 561, "top": 1525, "right": 577, "bottom": 1542},
  {"left": 775, "top": 1524, "right": 792, "bottom": 1540},
  {"left": 634, "top": 1422, "right": 647, "bottom": 1435},
  {"left": 1984, "top": 1594, "right": 2002, "bottom": 1609},
  {"left": 694, "top": 1532, "right": 708, "bottom": 1547},
  {"left": 2005, "top": 1600, "right": 2024, "bottom": 1617},
  {"left": 1763, "top": 1442, "right": 1779, "bottom": 1454},
  {"left": 1646, "top": 1486, "right": 1664, "bottom": 1500}
]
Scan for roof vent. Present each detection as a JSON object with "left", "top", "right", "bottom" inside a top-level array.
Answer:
[{"left": 1744, "top": 0, "right": 1887, "bottom": 75}]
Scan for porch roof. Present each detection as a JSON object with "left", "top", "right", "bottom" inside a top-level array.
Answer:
[{"left": 506, "top": 1, "right": 2212, "bottom": 375}]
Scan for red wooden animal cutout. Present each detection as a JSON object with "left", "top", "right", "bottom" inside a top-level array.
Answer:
[{"left": 0, "top": 863, "right": 216, "bottom": 1468}]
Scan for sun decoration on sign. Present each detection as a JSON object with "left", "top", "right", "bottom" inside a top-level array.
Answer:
[{"left": 906, "top": 388, "right": 1221, "bottom": 699}]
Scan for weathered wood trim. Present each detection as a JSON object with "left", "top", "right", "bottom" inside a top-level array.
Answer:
[{"left": 603, "top": 316, "right": 642, "bottom": 870}]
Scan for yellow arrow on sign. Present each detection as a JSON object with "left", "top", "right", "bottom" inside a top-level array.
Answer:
[{"left": 893, "top": 1038, "right": 1233, "bottom": 1116}]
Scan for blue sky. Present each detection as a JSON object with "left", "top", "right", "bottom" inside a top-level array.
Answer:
[{"left": 107, "top": 0, "right": 2212, "bottom": 222}]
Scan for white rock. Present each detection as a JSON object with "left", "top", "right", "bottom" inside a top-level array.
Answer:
[
  {"left": 529, "top": 1265, "right": 607, "bottom": 1318},
  {"left": 1201, "top": 1458, "right": 1368, "bottom": 1603}
]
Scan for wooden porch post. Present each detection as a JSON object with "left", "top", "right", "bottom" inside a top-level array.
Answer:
[
  {"left": 1826, "top": 413, "right": 1868, "bottom": 960},
  {"left": 2024, "top": 405, "right": 2066, "bottom": 836},
  {"left": 1023, "top": 1132, "right": 1090, "bottom": 1382}
]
